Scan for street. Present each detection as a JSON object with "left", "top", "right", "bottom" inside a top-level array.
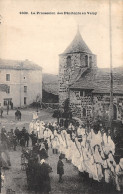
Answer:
[{"left": 0, "top": 109, "right": 118, "bottom": 194}]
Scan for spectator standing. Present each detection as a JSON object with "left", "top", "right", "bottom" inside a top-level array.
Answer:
[
  {"left": 20, "top": 136, "right": 25, "bottom": 150},
  {"left": 39, "top": 144, "right": 48, "bottom": 160},
  {"left": 18, "top": 110, "right": 21, "bottom": 121},
  {"left": 21, "top": 127, "right": 26, "bottom": 136},
  {"left": 14, "top": 127, "right": 20, "bottom": 143},
  {"left": 0, "top": 107, "right": 3, "bottom": 118},
  {"left": 57, "top": 155, "right": 64, "bottom": 183},
  {"left": 30, "top": 131, "right": 37, "bottom": 146},
  {"left": 44, "top": 140, "right": 49, "bottom": 155},
  {"left": 36, "top": 159, "right": 52, "bottom": 194},
  {"left": 25, "top": 132, "right": 30, "bottom": 147},
  {"left": 115, "top": 158, "right": 123, "bottom": 192}
]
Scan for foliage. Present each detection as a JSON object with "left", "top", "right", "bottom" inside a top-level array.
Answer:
[{"left": 63, "top": 98, "right": 70, "bottom": 113}]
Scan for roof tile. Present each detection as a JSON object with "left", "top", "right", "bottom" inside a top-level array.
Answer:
[
  {"left": 70, "top": 67, "right": 123, "bottom": 94},
  {"left": 0, "top": 59, "right": 42, "bottom": 70},
  {"left": 62, "top": 30, "right": 92, "bottom": 54}
]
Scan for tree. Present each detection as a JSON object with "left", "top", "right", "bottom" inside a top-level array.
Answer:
[{"left": 63, "top": 98, "right": 69, "bottom": 114}]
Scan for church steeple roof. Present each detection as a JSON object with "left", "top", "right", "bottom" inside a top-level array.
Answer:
[{"left": 63, "top": 29, "right": 92, "bottom": 54}]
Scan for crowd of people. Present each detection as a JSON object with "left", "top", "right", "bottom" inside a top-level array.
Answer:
[
  {"left": 27, "top": 119, "right": 123, "bottom": 193},
  {"left": 0, "top": 117, "right": 123, "bottom": 193}
]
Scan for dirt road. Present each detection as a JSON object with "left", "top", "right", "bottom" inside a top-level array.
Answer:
[{"left": 0, "top": 109, "right": 118, "bottom": 194}]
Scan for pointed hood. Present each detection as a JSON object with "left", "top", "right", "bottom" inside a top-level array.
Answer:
[{"left": 63, "top": 30, "right": 92, "bottom": 54}]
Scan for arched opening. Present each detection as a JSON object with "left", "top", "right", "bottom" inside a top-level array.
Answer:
[
  {"left": 67, "top": 56, "right": 71, "bottom": 67},
  {"left": 83, "top": 108, "right": 86, "bottom": 117},
  {"left": 85, "top": 55, "right": 88, "bottom": 67},
  {"left": 113, "top": 104, "right": 117, "bottom": 120},
  {"left": 89, "top": 56, "right": 92, "bottom": 67},
  {"left": 80, "top": 55, "right": 83, "bottom": 66}
]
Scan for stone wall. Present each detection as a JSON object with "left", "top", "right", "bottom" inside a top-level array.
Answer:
[
  {"left": 59, "top": 52, "right": 97, "bottom": 105},
  {"left": 69, "top": 90, "right": 93, "bottom": 122},
  {"left": 69, "top": 90, "right": 123, "bottom": 123}
]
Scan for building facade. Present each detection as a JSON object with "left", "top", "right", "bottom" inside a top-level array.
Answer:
[
  {"left": 0, "top": 59, "right": 42, "bottom": 108},
  {"left": 59, "top": 30, "right": 123, "bottom": 123}
]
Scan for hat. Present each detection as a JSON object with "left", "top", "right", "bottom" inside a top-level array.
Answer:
[{"left": 40, "top": 159, "right": 45, "bottom": 164}]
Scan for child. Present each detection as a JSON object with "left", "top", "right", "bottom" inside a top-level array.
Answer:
[
  {"left": 115, "top": 158, "right": 123, "bottom": 192},
  {"left": 57, "top": 155, "right": 64, "bottom": 183}
]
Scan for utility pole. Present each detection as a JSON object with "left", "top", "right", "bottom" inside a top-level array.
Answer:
[
  {"left": 20, "top": 62, "right": 23, "bottom": 108},
  {"left": 109, "top": 0, "right": 113, "bottom": 134}
]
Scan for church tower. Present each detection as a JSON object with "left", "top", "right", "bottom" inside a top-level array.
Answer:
[{"left": 59, "top": 29, "right": 97, "bottom": 105}]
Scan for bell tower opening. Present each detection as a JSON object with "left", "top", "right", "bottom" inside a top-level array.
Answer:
[
  {"left": 85, "top": 55, "right": 88, "bottom": 67},
  {"left": 67, "top": 56, "right": 71, "bottom": 67}
]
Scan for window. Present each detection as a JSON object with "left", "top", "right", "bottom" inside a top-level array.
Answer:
[
  {"left": 3, "top": 99, "right": 12, "bottom": 106},
  {"left": 4, "top": 100, "right": 7, "bottom": 106},
  {"left": 85, "top": 55, "right": 88, "bottom": 67},
  {"left": 6, "top": 74, "right": 10, "bottom": 81},
  {"left": 6, "top": 86, "right": 10, "bottom": 94},
  {"left": 80, "top": 91, "right": 83, "bottom": 96},
  {"left": 83, "top": 108, "right": 86, "bottom": 117},
  {"left": 24, "top": 86, "right": 27, "bottom": 93},
  {"left": 24, "top": 97, "right": 27, "bottom": 105},
  {"left": 67, "top": 56, "right": 71, "bottom": 67},
  {"left": 89, "top": 56, "right": 92, "bottom": 67},
  {"left": 80, "top": 55, "right": 83, "bottom": 66}
]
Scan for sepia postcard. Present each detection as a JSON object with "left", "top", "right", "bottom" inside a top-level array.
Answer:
[{"left": 0, "top": 0, "right": 123, "bottom": 194}]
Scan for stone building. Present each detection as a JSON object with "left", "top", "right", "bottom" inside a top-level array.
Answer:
[
  {"left": 59, "top": 29, "right": 123, "bottom": 123},
  {"left": 0, "top": 59, "right": 42, "bottom": 108}
]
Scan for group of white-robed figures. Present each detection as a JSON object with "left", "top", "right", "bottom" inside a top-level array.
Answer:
[{"left": 29, "top": 119, "right": 123, "bottom": 192}]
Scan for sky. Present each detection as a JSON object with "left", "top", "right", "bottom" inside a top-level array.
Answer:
[{"left": 0, "top": 0, "right": 122, "bottom": 74}]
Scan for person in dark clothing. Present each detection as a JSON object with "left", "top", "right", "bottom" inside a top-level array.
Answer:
[
  {"left": 30, "top": 131, "right": 37, "bottom": 146},
  {"left": 25, "top": 132, "right": 29, "bottom": 147},
  {"left": 32, "top": 143, "right": 40, "bottom": 155},
  {"left": 18, "top": 110, "right": 21, "bottom": 121},
  {"left": 0, "top": 107, "right": 3, "bottom": 118},
  {"left": 1, "top": 129, "right": 8, "bottom": 143},
  {"left": 44, "top": 140, "right": 49, "bottom": 155},
  {"left": 26, "top": 157, "right": 38, "bottom": 190},
  {"left": 15, "top": 110, "right": 18, "bottom": 120},
  {"left": 20, "top": 136, "right": 25, "bottom": 149},
  {"left": 14, "top": 127, "right": 20, "bottom": 143},
  {"left": 21, "top": 127, "right": 26, "bottom": 136},
  {"left": 36, "top": 159, "right": 52, "bottom": 194},
  {"left": 39, "top": 147, "right": 48, "bottom": 160},
  {"left": 57, "top": 155, "right": 64, "bottom": 183}
]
